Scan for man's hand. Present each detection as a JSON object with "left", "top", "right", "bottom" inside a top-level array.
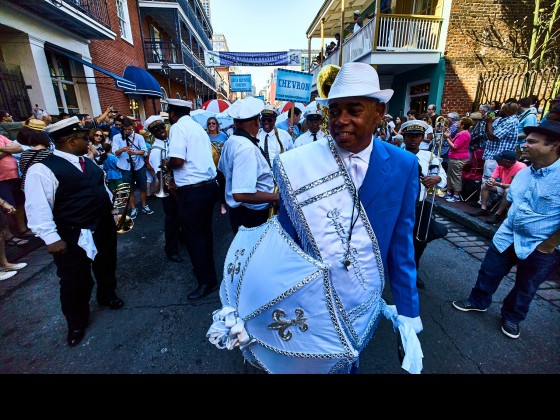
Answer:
[
  {"left": 486, "top": 177, "right": 496, "bottom": 187},
  {"left": 420, "top": 176, "right": 441, "bottom": 189},
  {"left": 47, "top": 240, "right": 67, "bottom": 255},
  {"left": 536, "top": 242, "right": 557, "bottom": 254}
]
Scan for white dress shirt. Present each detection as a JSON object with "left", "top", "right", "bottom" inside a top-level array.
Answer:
[
  {"left": 335, "top": 137, "right": 374, "bottom": 190},
  {"left": 256, "top": 128, "right": 293, "bottom": 166},
  {"left": 294, "top": 129, "right": 326, "bottom": 148},
  {"left": 218, "top": 133, "right": 274, "bottom": 210},
  {"left": 24, "top": 149, "right": 112, "bottom": 254},
  {"left": 168, "top": 115, "right": 217, "bottom": 187}
]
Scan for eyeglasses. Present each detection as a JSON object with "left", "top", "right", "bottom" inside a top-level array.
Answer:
[
  {"left": 94, "top": 134, "right": 103, "bottom": 137},
  {"left": 207, "top": 122, "right": 217, "bottom": 125},
  {"left": 261, "top": 117, "right": 275, "bottom": 123}
]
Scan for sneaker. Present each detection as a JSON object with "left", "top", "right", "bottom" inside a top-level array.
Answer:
[
  {"left": 501, "top": 318, "right": 520, "bottom": 339},
  {"left": 0, "top": 262, "right": 27, "bottom": 271},
  {"left": 0, "top": 271, "right": 17, "bottom": 281},
  {"left": 469, "top": 208, "right": 489, "bottom": 217},
  {"left": 130, "top": 208, "right": 138, "bottom": 219},
  {"left": 445, "top": 195, "right": 461, "bottom": 202},
  {"left": 141, "top": 205, "right": 154, "bottom": 215},
  {"left": 452, "top": 300, "right": 487, "bottom": 312},
  {"left": 443, "top": 191, "right": 453, "bottom": 199}
]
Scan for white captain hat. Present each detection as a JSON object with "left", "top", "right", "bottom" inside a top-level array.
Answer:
[
  {"left": 228, "top": 97, "right": 265, "bottom": 121},
  {"left": 166, "top": 99, "right": 193, "bottom": 108}
]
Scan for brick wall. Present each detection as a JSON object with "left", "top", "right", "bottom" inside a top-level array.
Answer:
[
  {"left": 89, "top": 1, "right": 159, "bottom": 118},
  {"left": 442, "top": 0, "right": 543, "bottom": 115}
]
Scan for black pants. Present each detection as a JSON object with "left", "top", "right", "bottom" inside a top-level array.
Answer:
[
  {"left": 53, "top": 213, "right": 117, "bottom": 331},
  {"left": 229, "top": 205, "right": 269, "bottom": 234},
  {"left": 162, "top": 194, "right": 180, "bottom": 257},
  {"left": 177, "top": 181, "right": 219, "bottom": 287}
]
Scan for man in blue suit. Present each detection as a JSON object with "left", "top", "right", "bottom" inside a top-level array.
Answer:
[{"left": 274, "top": 62, "right": 423, "bottom": 372}]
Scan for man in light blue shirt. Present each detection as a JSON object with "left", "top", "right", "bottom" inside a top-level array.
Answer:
[
  {"left": 276, "top": 106, "right": 302, "bottom": 141},
  {"left": 452, "top": 118, "right": 560, "bottom": 340}
]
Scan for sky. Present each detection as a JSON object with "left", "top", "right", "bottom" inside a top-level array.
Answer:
[{"left": 209, "top": 0, "right": 327, "bottom": 92}]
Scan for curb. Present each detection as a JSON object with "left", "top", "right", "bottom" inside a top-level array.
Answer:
[{"left": 434, "top": 201, "right": 498, "bottom": 240}]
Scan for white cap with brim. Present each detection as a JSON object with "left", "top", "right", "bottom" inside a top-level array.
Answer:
[
  {"left": 401, "top": 119, "right": 429, "bottom": 135},
  {"left": 144, "top": 115, "right": 165, "bottom": 130},
  {"left": 228, "top": 97, "right": 265, "bottom": 120},
  {"left": 44, "top": 116, "right": 89, "bottom": 139},
  {"left": 316, "top": 62, "right": 393, "bottom": 106},
  {"left": 166, "top": 99, "right": 193, "bottom": 108}
]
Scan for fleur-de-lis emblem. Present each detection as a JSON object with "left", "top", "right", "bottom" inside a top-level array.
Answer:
[
  {"left": 267, "top": 308, "right": 308, "bottom": 341},
  {"left": 227, "top": 248, "right": 245, "bottom": 283}
]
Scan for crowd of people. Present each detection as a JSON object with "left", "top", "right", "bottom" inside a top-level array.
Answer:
[{"left": 1, "top": 65, "right": 558, "bottom": 373}]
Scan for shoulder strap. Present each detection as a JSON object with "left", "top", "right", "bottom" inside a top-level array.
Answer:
[{"left": 273, "top": 127, "right": 284, "bottom": 154}]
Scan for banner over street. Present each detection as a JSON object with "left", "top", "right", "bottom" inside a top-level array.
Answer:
[{"left": 204, "top": 50, "right": 301, "bottom": 67}]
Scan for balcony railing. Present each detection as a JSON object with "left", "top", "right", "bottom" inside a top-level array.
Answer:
[
  {"left": 65, "top": 0, "right": 111, "bottom": 28},
  {"left": 144, "top": 39, "right": 215, "bottom": 87},
  {"left": 311, "top": 14, "right": 443, "bottom": 85}
]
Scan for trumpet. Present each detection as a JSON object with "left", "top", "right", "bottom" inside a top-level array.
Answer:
[
  {"left": 155, "top": 142, "right": 169, "bottom": 198},
  {"left": 113, "top": 183, "right": 134, "bottom": 233},
  {"left": 415, "top": 116, "right": 446, "bottom": 242}
]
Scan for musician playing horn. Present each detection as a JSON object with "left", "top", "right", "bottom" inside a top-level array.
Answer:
[
  {"left": 401, "top": 119, "right": 447, "bottom": 289},
  {"left": 24, "top": 116, "right": 124, "bottom": 347},
  {"left": 144, "top": 115, "right": 183, "bottom": 264}
]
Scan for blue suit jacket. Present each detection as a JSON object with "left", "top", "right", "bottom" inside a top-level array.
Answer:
[{"left": 278, "top": 139, "right": 420, "bottom": 318}]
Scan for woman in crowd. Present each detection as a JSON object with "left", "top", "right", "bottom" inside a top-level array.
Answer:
[
  {"left": 0, "top": 197, "right": 27, "bottom": 280},
  {"left": 206, "top": 116, "right": 227, "bottom": 215},
  {"left": 90, "top": 129, "right": 108, "bottom": 167},
  {"left": 443, "top": 116, "right": 474, "bottom": 202},
  {"left": 17, "top": 121, "right": 51, "bottom": 191}
]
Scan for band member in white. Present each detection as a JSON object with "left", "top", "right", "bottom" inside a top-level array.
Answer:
[
  {"left": 401, "top": 119, "right": 447, "bottom": 289},
  {"left": 165, "top": 99, "right": 219, "bottom": 301},
  {"left": 218, "top": 97, "right": 280, "bottom": 234},
  {"left": 294, "top": 108, "right": 326, "bottom": 147},
  {"left": 144, "top": 115, "right": 183, "bottom": 264},
  {"left": 256, "top": 105, "right": 292, "bottom": 166}
]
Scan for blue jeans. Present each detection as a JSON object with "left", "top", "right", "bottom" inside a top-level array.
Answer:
[{"left": 469, "top": 242, "right": 560, "bottom": 324}]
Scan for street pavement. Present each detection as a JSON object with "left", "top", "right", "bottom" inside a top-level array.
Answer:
[{"left": 0, "top": 195, "right": 558, "bottom": 374}]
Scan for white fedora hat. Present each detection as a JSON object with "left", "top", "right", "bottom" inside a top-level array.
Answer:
[{"left": 316, "top": 63, "right": 393, "bottom": 106}]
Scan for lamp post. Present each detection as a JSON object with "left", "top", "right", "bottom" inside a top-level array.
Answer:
[{"left": 161, "top": 60, "right": 171, "bottom": 95}]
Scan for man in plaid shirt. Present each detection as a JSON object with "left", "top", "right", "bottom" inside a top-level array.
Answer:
[{"left": 482, "top": 102, "right": 519, "bottom": 182}]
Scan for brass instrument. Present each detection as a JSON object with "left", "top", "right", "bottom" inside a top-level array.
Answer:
[
  {"left": 113, "top": 183, "right": 134, "bottom": 233},
  {"left": 155, "top": 142, "right": 169, "bottom": 198},
  {"left": 415, "top": 116, "right": 447, "bottom": 242},
  {"left": 316, "top": 64, "right": 340, "bottom": 135},
  {"left": 211, "top": 141, "right": 221, "bottom": 169}
]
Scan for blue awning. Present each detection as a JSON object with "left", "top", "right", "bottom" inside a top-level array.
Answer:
[
  {"left": 123, "top": 66, "right": 163, "bottom": 98},
  {"left": 46, "top": 45, "right": 136, "bottom": 91}
]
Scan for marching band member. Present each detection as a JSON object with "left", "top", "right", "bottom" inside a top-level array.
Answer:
[
  {"left": 165, "top": 99, "right": 219, "bottom": 301},
  {"left": 293, "top": 107, "right": 326, "bottom": 147},
  {"left": 144, "top": 115, "right": 183, "bottom": 264},
  {"left": 24, "top": 117, "right": 124, "bottom": 347},
  {"left": 218, "top": 97, "right": 280, "bottom": 234},
  {"left": 401, "top": 119, "right": 447, "bottom": 289},
  {"left": 209, "top": 63, "right": 423, "bottom": 374},
  {"left": 256, "top": 105, "right": 292, "bottom": 166}
]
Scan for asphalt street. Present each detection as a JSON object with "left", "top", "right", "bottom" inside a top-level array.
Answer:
[{"left": 1, "top": 196, "right": 559, "bottom": 374}]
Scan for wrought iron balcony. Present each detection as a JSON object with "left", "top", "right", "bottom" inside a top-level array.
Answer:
[{"left": 10, "top": 0, "right": 113, "bottom": 39}]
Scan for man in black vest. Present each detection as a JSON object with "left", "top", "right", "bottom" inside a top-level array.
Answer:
[{"left": 24, "top": 116, "right": 124, "bottom": 347}]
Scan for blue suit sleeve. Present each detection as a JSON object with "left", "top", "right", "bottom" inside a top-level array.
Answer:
[{"left": 387, "top": 156, "right": 420, "bottom": 318}]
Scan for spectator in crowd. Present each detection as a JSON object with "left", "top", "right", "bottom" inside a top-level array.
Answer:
[
  {"left": 90, "top": 129, "right": 108, "bottom": 168},
  {"left": 0, "top": 110, "right": 24, "bottom": 141},
  {"left": 351, "top": 10, "right": 364, "bottom": 35},
  {"left": 276, "top": 106, "right": 302, "bottom": 140},
  {"left": 335, "top": 33, "right": 341, "bottom": 49},
  {"left": 0, "top": 133, "right": 32, "bottom": 240},
  {"left": 109, "top": 114, "right": 125, "bottom": 141},
  {"left": 392, "top": 115, "right": 405, "bottom": 137},
  {"left": 206, "top": 116, "right": 229, "bottom": 215},
  {"left": 443, "top": 116, "right": 473, "bottom": 202},
  {"left": 384, "top": 114, "right": 396, "bottom": 141},
  {"left": 468, "top": 111, "right": 487, "bottom": 152},
  {"left": 112, "top": 117, "right": 153, "bottom": 219},
  {"left": 419, "top": 113, "right": 434, "bottom": 150},
  {"left": 516, "top": 97, "right": 538, "bottom": 152},
  {"left": 481, "top": 102, "right": 519, "bottom": 186},
  {"left": 426, "top": 104, "right": 439, "bottom": 128},
  {"left": 101, "top": 143, "right": 122, "bottom": 193},
  {"left": 392, "top": 133, "right": 405, "bottom": 149},
  {"left": 59, "top": 112, "right": 70, "bottom": 120},
  {"left": 32, "top": 104, "right": 44, "bottom": 119},
  {"left": 406, "top": 110, "right": 417, "bottom": 121},
  {"left": 541, "top": 95, "right": 560, "bottom": 123},
  {"left": 468, "top": 150, "right": 526, "bottom": 225},
  {"left": 489, "top": 100, "right": 501, "bottom": 115},
  {"left": 452, "top": 117, "right": 560, "bottom": 340},
  {"left": 17, "top": 120, "right": 51, "bottom": 192},
  {"left": 0, "top": 197, "right": 27, "bottom": 280}
]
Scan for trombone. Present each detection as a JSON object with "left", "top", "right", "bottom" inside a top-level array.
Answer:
[
  {"left": 155, "top": 141, "right": 169, "bottom": 198},
  {"left": 415, "top": 116, "right": 447, "bottom": 242}
]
